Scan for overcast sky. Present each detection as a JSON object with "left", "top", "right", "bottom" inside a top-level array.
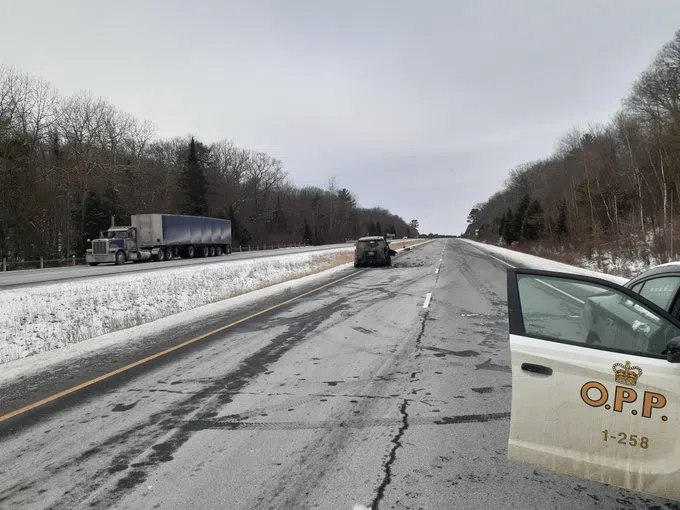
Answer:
[{"left": 3, "top": 1, "right": 680, "bottom": 234}]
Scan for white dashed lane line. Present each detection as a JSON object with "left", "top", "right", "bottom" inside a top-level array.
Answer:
[
  {"left": 478, "top": 248, "right": 584, "bottom": 304},
  {"left": 423, "top": 293, "right": 432, "bottom": 308},
  {"left": 535, "top": 278, "right": 585, "bottom": 304}
]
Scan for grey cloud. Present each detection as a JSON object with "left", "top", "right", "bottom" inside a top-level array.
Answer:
[{"left": 3, "top": 0, "right": 680, "bottom": 233}]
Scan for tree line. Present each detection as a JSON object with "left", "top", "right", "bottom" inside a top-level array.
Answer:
[
  {"left": 0, "top": 66, "right": 417, "bottom": 262},
  {"left": 466, "top": 30, "right": 680, "bottom": 263}
]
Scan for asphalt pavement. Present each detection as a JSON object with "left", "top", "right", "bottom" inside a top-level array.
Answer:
[
  {"left": 0, "top": 243, "right": 353, "bottom": 289},
  {"left": 0, "top": 240, "right": 675, "bottom": 509}
]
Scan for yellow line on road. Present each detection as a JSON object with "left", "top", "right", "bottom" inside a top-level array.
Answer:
[{"left": 0, "top": 270, "right": 364, "bottom": 423}]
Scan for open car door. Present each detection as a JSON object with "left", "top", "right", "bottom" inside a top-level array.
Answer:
[{"left": 506, "top": 268, "right": 680, "bottom": 501}]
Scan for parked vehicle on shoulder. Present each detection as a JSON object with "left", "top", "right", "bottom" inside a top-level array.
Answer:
[
  {"left": 354, "top": 236, "right": 397, "bottom": 268},
  {"left": 85, "top": 214, "right": 232, "bottom": 266}
]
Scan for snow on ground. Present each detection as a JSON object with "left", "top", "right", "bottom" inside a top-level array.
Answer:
[
  {"left": 461, "top": 239, "right": 629, "bottom": 285},
  {"left": 576, "top": 251, "right": 662, "bottom": 278},
  {"left": 0, "top": 248, "right": 354, "bottom": 364},
  {"left": 0, "top": 261, "right": 359, "bottom": 384}
]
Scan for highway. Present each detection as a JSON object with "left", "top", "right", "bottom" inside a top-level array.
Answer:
[
  {"left": 0, "top": 243, "right": 353, "bottom": 289},
  {"left": 0, "top": 240, "right": 674, "bottom": 509}
]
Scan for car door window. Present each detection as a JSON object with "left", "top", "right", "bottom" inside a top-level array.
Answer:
[
  {"left": 638, "top": 276, "right": 680, "bottom": 311},
  {"left": 515, "top": 274, "right": 680, "bottom": 358}
]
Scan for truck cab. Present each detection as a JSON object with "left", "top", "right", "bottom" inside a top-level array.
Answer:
[{"left": 86, "top": 227, "right": 141, "bottom": 265}]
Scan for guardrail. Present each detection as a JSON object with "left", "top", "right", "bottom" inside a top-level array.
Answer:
[
  {"left": 1, "top": 256, "right": 85, "bottom": 271},
  {"left": 0, "top": 242, "right": 355, "bottom": 272}
]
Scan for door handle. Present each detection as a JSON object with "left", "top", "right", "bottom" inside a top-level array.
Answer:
[{"left": 521, "top": 363, "right": 553, "bottom": 376}]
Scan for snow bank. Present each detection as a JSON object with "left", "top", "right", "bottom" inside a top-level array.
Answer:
[
  {"left": 461, "top": 239, "right": 628, "bottom": 285},
  {"left": 0, "top": 262, "right": 359, "bottom": 383},
  {"left": 0, "top": 248, "right": 353, "bottom": 364},
  {"left": 576, "top": 251, "right": 662, "bottom": 278}
]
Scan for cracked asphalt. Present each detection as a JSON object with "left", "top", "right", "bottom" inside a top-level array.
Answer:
[{"left": 0, "top": 239, "right": 676, "bottom": 509}]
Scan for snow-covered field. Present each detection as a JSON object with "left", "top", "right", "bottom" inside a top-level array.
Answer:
[
  {"left": 0, "top": 248, "right": 353, "bottom": 364},
  {"left": 461, "top": 239, "right": 629, "bottom": 285}
]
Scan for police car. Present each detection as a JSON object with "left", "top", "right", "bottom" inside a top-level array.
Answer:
[{"left": 506, "top": 264, "right": 680, "bottom": 501}]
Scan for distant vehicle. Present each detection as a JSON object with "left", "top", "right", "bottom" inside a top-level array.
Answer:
[
  {"left": 85, "top": 214, "right": 232, "bottom": 266},
  {"left": 354, "top": 236, "right": 396, "bottom": 268},
  {"left": 386, "top": 233, "right": 395, "bottom": 240},
  {"left": 506, "top": 265, "right": 680, "bottom": 501}
]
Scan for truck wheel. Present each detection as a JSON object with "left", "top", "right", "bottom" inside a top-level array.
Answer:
[
  {"left": 209, "top": 246, "right": 216, "bottom": 257},
  {"left": 216, "top": 247, "right": 222, "bottom": 256},
  {"left": 202, "top": 246, "right": 210, "bottom": 258},
  {"left": 165, "top": 248, "right": 173, "bottom": 260},
  {"left": 115, "top": 251, "right": 126, "bottom": 265},
  {"left": 226, "top": 245, "right": 232, "bottom": 255},
  {"left": 155, "top": 249, "right": 165, "bottom": 262},
  {"left": 186, "top": 245, "right": 195, "bottom": 259}
]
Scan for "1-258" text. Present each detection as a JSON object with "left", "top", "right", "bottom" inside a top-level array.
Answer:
[{"left": 602, "top": 430, "right": 649, "bottom": 449}]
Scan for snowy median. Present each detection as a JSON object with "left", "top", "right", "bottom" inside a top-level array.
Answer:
[{"left": 0, "top": 248, "right": 354, "bottom": 364}]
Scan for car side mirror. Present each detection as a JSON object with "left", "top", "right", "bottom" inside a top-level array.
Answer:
[
  {"left": 388, "top": 249, "right": 397, "bottom": 256},
  {"left": 663, "top": 337, "right": 680, "bottom": 363}
]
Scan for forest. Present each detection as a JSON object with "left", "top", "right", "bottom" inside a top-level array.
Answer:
[
  {"left": 0, "top": 67, "right": 416, "bottom": 263},
  {"left": 466, "top": 30, "right": 680, "bottom": 266}
]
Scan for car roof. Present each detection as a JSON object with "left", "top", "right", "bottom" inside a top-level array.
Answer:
[
  {"left": 627, "top": 262, "right": 680, "bottom": 287},
  {"left": 357, "top": 236, "right": 385, "bottom": 241}
]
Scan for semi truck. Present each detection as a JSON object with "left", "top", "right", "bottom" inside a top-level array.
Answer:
[{"left": 85, "top": 214, "right": 232, "bottom": 266}]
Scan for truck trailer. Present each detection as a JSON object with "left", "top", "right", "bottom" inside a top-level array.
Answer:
[{"left": 85, "top": 214, "right": 232, "bottom": 265}]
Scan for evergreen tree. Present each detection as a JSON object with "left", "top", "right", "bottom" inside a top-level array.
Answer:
[
  {"left": 76, "top": 191, "right": 108, "bottom": 254},
  {"left": 180, "top": 137, "right": 208, "bottom": 216},
  {"left": 513, "top": 195, "right": 531, "bottom": 240},
  {"left": 524, "top": 199, "right": 544, "bottom": 240},
  {"left": 467, "top": 207, "right": 480, "bottom": 225},
  {"left": 272, "top": 195, "right": 286, "bottom": 233},
  {"left": 226, "top": 203, "right": 242, "bottom": 245},
  {"left": 240, "top": 227, "right": 252, "bottom": 246},
  {"left": 557, "top": 200, "right": 568, "bottom": 237},
  {"left": 503, "top": 209, "right": 517, "bottom": 244},
  {"left": 302, "top": 219, "right": 313, "bottom": 244},
  {"left": 337, "top": 188, "right": 357, "bottom": 208}
]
